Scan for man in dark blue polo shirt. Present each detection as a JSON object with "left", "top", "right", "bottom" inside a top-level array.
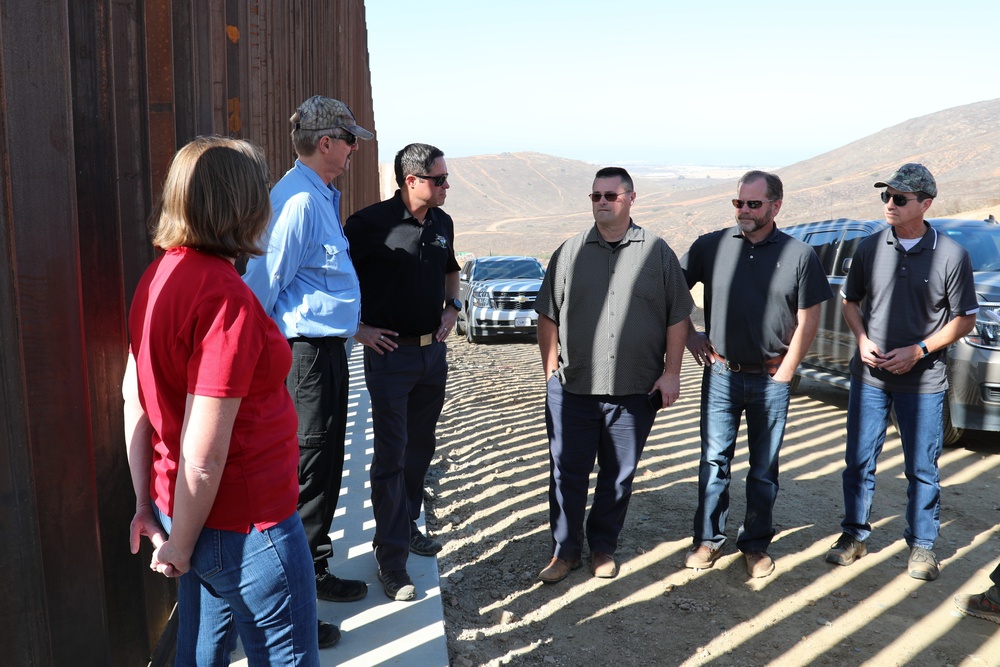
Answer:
[
  {"left": 827, "top": 163, "right": 977, "bottom": 581},
  {"left": 344, "top": 143, "right": 461, "bottom": 601},
  {"left": 682, "top": 170, "right": 831, "bottom": 579}
]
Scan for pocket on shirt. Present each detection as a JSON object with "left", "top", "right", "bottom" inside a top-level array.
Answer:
[{"left": 322, "top": 243, "right": 357, "bottom": 291}]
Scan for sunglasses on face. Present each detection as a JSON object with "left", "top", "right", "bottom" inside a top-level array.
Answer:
[
  {"left": 880, "top": 191, "right": 919, "bottom": 206},
  {"left": 589, "top": 190, "right": 632, "bottom": 202},
  {"left": 731, "top": 199, "right": 775, "bottom": 209},
  {"left": 416, "top": 173, "right": 449, "bottom": 187},
  {"left": 327, "top": 133, "right": 359, "bottom": 146}
]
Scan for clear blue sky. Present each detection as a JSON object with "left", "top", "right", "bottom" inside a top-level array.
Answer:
[{"left": 365, "top": 0, "right": 1000, "bottom": 167}]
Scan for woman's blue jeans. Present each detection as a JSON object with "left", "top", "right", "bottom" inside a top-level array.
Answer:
[
  {"left": 693, "top": 362, "right": 791, "bottom": 553},
  {"left": 841, "top": 376, "right": 944, "bottom": 549},
  {"left": 155, "top": 507, "right": 319, "bottom": 666}
]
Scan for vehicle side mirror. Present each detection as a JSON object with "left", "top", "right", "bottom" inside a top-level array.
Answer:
[{"left": 841, "top": 258, "right": 852, "bottom": 273}]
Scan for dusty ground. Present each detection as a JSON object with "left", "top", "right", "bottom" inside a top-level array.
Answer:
[{"left": 424, "top": 331, "right": 1000, "bottom": 667}]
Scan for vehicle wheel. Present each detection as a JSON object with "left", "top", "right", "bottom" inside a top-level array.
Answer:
[
  {"left": 890, "top": 396, "right": 964, "bottom": 447},
  {"left": 465, "top": 320, "right": 479, "bottom": 344},
  {"left": 789, "top": 374, "right": 801, "bottom": 393},
  {"left": 455, "top": 310, "right": 466, "bottom": 335},
  {"left": 941, "top": 395, "right": 964, "bottom": 447}
]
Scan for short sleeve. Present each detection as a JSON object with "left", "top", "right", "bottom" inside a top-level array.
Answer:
[{"left": 187, "top": 294, "right": 266, "bottom": 398}]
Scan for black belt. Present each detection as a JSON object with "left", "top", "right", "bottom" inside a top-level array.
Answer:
[
  {"left": 392, "top": 333, "right": 436, "bottom": 347},
  {"left": 717, "top": 354, "right": 783, "bottom": 376},
  {"left": 287, "top": 336, "right": 347, "bottom": 352}
]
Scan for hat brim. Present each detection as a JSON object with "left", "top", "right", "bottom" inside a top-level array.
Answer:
[{"left": 344, "top": 124, "right": 374, "bottom": 141}]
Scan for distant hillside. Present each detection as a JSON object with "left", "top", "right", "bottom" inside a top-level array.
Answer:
[{"left": 386, "top": 98, "right": 1000, "bottom": 258}]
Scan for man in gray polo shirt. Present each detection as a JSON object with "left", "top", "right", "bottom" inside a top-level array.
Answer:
[
  {"left": 682, "top": 170, "right": 831, "bottom": 578},
  {"left": 826, "top": 163, "right": 977, "bottom": 581},
  {"left": 534, "top": 166, "right": 693, "bottom": 584}
]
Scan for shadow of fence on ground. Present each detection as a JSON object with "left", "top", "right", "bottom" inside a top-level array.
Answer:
[{"left": 431, "top": 336, "right": 1000, "bottom": 667}]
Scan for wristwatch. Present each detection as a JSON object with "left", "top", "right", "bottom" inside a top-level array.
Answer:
[{"left": 447, "top": 298, "right": 462, "bottom": 311}]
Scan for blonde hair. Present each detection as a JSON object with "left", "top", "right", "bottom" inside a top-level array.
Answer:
[{"left": 152, "top": 136, "right": 271, "bottom": 257}]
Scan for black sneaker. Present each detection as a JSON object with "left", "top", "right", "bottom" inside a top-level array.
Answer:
[
  {"left": 317, "top": 620, "right": 341, "bottom": 649},
  {"left": 908, "top": 547, "right": 939, "bottom": 581},
  {"left": 378, "top": 569, "right": 416, "bottom": 601},
  {"left": 825, "top": 532, "right": 868, "bottom": 566},
  {"left": 410, "top": 531, "right": 443, "bottom": 556},
  {"left": 316, "top": 572, "right": 368, "bottom": 602}
]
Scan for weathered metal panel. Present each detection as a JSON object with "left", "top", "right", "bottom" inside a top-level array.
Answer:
[
  {"left": 0, "top": 0, "right": 112, "bottom": 664},
  {"left": 0, "top": 1, "right": 378, "bottom": 664}
]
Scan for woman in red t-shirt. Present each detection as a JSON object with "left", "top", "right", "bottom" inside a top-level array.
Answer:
[{"left": 123, "top": 136, "right": 320, "bottom": 665}]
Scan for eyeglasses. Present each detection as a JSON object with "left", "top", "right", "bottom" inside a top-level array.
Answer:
[
  {"left": 589, "top": 190, "right": 632, "bottom": 202},
  {"left": 415, "top": 173, "right": 449, "bottom": 187},
  {"left": 880, "top": 191, "right": 919, "bottom": 206},
  {"left": 326, "top": 133, "right": 359, "bottom": 146},
  {"left": 732, "top": 199, "right": 776, "bottom": 209}
]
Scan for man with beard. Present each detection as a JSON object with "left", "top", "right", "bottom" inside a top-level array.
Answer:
[
  {"left": 681, "top": 170, "right": 831, "bottom": 578},
  {"left": 345, "top": 143, "right": 460, "bottom": 601}
]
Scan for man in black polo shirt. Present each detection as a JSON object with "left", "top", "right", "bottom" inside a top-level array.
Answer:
[
  {"left": 682, "top": 170, "right": 831, "bottom": 578},
  {"left": 344, "top": 143, "right": 460, "bottom": 601},
  {"left": 826, "top": 163, "right": 977, "bottom": 581}
]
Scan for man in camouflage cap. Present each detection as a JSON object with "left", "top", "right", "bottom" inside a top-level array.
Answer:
[
  {"left": 244, "top": 96, "right": 373, "bottom": 647},
  {"left": 826, "top": 163, "right": 978, "bottom": 582}
]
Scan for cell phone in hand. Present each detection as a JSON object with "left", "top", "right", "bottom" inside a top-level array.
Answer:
[{"left": 647, "top": 389, "right": 663, "bottom": 410}]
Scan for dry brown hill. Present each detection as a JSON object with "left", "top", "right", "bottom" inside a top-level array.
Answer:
[{"left": 436, "top": 98, "right": 1000, "bottom": 258}]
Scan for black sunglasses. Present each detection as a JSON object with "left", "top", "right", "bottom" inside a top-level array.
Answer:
[
  {"left": 416, "top": 173, "right": 449, "bottom": 187},
  {"left": 880, "top": 191, "right": 919, "bottom": 206},
  {"left": 589, "top": 190, "right": 632, "bottom": 202},
  {"left": 326, "top": 133, "right": 359, "bottom": 146},
  {"left": 732, "top": 199, "right": 776, "bottom": 209}
]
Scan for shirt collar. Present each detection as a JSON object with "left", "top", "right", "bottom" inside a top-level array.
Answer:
[
  {"left": 293, "top": 159, "right": 339, "bottom": 202},
  {"left": 885, "top": 221, "right": 937, "bottom": 251},
  {"left": 585, "top": 220, "right": 644, "bottom": 247},
  {"left": 730, "top": 224, "right": 782, "bottom": 245}
]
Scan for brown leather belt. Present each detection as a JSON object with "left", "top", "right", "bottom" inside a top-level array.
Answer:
[
  {"left": 392, "top": 333, "right": 436, "bottom": 347},
  {"left": 717, "top": 354, "right": 784, "bottom": 376}
]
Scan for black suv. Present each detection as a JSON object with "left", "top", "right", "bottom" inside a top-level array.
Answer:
[{"left": 784, "top": 217, "right": 1000, "bottom": 445}]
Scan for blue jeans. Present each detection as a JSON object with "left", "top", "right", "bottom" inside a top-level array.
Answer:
[
  {"left": 155, "top": 507, "right": 319, "bottom": 667},
  {"left": 693, "top": 362, "right": 791, "bottom": 553},
  {"left": 545, "top": 377, "right": 658, "bottom": 559},
  {"left": 841, "top": 377, "right": 944, "bottom": 549}
]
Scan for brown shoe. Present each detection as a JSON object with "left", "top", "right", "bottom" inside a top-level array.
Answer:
[
  {"left": 589, "top": 552, "right": 618, "bottom": 578},
  {"left": 538, "top": 556, "right": 581, "bottom": 584},
  {"left": 685, "top": 544, "right": 722, "bottom": 570},
  {"left": 745, "top": 551, "right": 775, "bottom": 578}
]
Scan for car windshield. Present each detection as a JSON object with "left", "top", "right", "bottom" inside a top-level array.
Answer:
[
  {"left": 940, "top": 229, "right": 1000, "bottom": 272},
  {"left": 473, "top": 260, "right": 544, "bottom": 281}
]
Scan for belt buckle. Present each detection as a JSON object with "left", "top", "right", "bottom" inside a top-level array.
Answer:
[
  {"left": 725, "top": 360, "right": 742, "bottom": 372},
  {"left": 419, "top": 333, "right": 434, "bottom": 346}
]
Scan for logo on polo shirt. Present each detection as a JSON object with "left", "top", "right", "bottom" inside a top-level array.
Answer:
[{"left": 435, "top": 235, "right": 448, "bottom": 249}]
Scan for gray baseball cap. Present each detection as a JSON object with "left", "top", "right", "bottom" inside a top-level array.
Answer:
[
  {"left": 292, "top": 96, "right": 374, "bottom": 140},
  {"left": 874, "top": 163, "right": 937, "bottom": 198}
]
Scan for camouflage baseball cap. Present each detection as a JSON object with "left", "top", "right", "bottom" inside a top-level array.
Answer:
[
  {"left": 874, "top": 163, "right": 936, "bottom": 198},
  {"left": 291, "top": 95, "right": 374, "bottom": 140}
]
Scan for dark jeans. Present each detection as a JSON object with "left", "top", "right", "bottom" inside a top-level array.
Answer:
[
  {"left": 544, "top": 377, "right": 658, "bottom": 560},
  {"left": 287, "top": 336, "right": 348, "bottom": 571},
  {"left": 364, "top": 341, "right": 447, "bottom": 572}
]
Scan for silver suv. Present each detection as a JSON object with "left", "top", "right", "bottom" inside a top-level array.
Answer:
[
  {"left": 456, "top": 256, "right": 545, "bottom": 343},
  {"left": 784, "top": 217, "right": 1000, "bottom": 445}
]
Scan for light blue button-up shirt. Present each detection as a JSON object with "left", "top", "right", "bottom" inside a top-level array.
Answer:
[{"left": 244, "top": 160, "right": 362, "bottom": 339}]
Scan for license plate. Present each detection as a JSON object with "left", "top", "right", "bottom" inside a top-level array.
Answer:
[{"left": 515, "top": 317, "right": 532, "bottom": 327}]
